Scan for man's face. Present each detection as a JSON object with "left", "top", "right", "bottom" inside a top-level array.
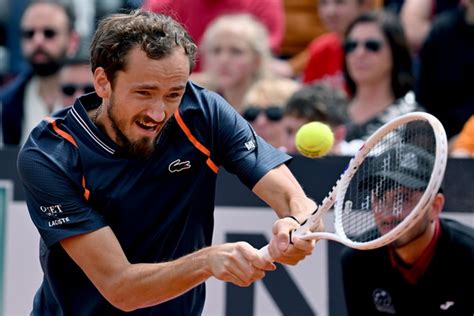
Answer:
[
  {"left": 21, "top": 3, "right": 74, "bottom": 76},
  {"left": 203, "top": 29, "right": 260, "bottom": 90},
  {"left": 373, "top": 187, "right": 429, "bottom": 248},
  {"left": 98, "top": 46, "right": 190, "bottom": 159}
]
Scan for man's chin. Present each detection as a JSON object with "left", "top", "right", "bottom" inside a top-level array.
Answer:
[{"left": 118, "top": 137, "right": 157, "bottom": 159}]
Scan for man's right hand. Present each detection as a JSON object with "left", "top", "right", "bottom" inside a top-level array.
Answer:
[{"left": 207, "top": 242, "right": 276, "bottom": 287}]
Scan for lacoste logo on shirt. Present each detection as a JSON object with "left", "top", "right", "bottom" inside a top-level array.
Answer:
[
  {"left": 168, "top": 159, "right": 191, "bottom": 173},
  {"left": 440, "top": 301, "right": 455, "bottom": 310}
]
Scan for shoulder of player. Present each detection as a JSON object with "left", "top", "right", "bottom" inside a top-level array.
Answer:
[
  {"left": 19, "top": 114, "right": 80, "bottom": 171},
  {"left": 182, "top": 80, "right": 228, "bottom": 111},
  {"left": 180, "top": 81, "right": 239, "bottom": 130}
]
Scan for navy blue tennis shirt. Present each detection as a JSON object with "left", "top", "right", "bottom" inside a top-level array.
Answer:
[{"left": 18, "top": 81, "right": 291, "bottom": 315}]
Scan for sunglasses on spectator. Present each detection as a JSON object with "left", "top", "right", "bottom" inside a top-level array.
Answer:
[
  {"left": 61, "top": 84, "right": 95, "bottom": 96},
  {"left": 343, "top": 39, "right": 384, "bottom": 54},
  {"left": 242, "top": 106, "right": 284, "bottom": 122},
  {"left": 21, "top": 28, "right": 59, "bottom": 40}
]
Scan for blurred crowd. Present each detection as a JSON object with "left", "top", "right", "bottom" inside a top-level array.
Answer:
[{"left": 1, "top": 0, "right": 473, "bottom": 157}]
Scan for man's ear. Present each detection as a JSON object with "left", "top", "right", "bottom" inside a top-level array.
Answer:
[
  {"left": 428, "top": 193, "right": 445, "bottom": 221},
  {"left": 93, "top": 67, "right": 111, "bottom": 99}
]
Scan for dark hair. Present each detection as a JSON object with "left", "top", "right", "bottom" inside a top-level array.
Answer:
[
  {"left": 25, "top": 0, "right": 76, "bottom": 32},
  {"left": 90, "top": 10, "right": 197, "bottom": 84},
  {"left": 343, "top": 10, "right": 414, "bottom": 99},
  {"left": 285, "top": 83, "right": 349, "bottom": 126}
]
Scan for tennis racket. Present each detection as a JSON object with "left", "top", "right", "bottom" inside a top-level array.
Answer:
[{"left": 259, "top": 112, "right": 448, "bottom": 261}]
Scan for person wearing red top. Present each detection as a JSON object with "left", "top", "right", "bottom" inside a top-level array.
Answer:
[
  {"left": 302, "top": 0, "right": 370, "bottom": 91},
  {"left": 142, "top": 0, "right": 284, "bottom": 72},
  {"left": 302, "top": 33, "right": 344, "bottom": 88}
]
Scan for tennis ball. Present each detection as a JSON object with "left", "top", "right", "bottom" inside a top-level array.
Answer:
[{"left": 295, "top": 122, "right": 334, "bottom": 158}]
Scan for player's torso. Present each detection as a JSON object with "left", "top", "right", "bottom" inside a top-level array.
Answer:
[{"left": 65, "top": 99, "right": 218, "bottom": 261}]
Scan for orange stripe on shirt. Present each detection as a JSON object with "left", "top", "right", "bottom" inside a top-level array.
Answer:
[
  {"left": 174, "top": 109, "right": 219, "bottom": 173},
  {"left": 82, "top": 176, "right": 90, "bottom": 201},
  {"left": 206, "top": 158, "right": 219, "bottom": 173},
  {"left": 45, "top": 117, "right": 78, "bottom": 148},
  {"left": 45, "top": 118, "right": 89, "bottom": 200}
]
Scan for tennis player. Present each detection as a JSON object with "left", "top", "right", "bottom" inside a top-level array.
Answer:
[
  {"left": 17, "top": 10, "right": 318, "bottom": 315},
  {"left": 341, "top": 145, "right": 474, "bottom": 315}
]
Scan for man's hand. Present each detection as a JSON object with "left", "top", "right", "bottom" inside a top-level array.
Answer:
[
  {"left": 267, "top": 217, "right": 319, "bottom": 265},
  {"left": 207, "top": 242, "right": 276, "bottom": 287}
]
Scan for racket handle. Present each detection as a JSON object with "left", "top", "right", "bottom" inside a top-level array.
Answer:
[{"left": 257, "top": 245, "right": 275, "bottom": 263}]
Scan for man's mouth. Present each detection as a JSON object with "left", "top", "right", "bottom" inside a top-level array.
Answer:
[
  {"left": 136, "top": 119, "right": 159, "bottom": 132},
  {"left": 135, "top": 114, "right": 167, "bottom": 134}
]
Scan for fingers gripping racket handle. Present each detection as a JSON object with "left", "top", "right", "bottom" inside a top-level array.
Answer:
[
  {"left": 258, "top": 245, "right": 273, "bottom": 262},
  {"left": 258, "top": 182, "right": 339, "bottom": 262}
]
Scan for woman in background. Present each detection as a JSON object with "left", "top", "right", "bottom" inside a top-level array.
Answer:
[
  {"left": 241, "top": 77, "right": 300, "bottom": 150},
  {"left": 342, "top": 10, "right": 423, "bottom": 147},
  {"left": 192, "top": 14, "right": 272, "bottom": 113}
]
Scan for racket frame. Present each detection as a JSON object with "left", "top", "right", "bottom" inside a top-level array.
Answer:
[{"left": 294, "top": 112, "right": 448, "bottom": 249}]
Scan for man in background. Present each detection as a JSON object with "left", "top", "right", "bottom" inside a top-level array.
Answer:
[
  {"left": 341, "top": 145, "right": 474, "bottom": 315},
  {"left": 0, "top": 0, "right": 79, "bottom": 146},
  {"left": 58, "top": 56, "right": 94, "bottom": 107},
  {"left": 283, "top": 83, "right": 349, "bottom": 155}
]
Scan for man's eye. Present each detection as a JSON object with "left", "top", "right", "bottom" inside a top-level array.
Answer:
[
  {"left": 136, "top": 91, "right": 151, "bottom": 96},
  {"left": 168, "top": 93, "right": 181, "bottom": 99}
]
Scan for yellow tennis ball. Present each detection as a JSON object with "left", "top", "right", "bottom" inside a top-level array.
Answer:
[{"left": 295, "top": 122, "right": 334, "bottom": 158}]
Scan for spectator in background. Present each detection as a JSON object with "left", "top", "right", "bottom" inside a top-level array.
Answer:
[
  {"left": 341, "top": 151, "right": 474, "bottom": 314},
  {"left": 241, "top": 77, "right": 300, "bottom": 151},
  {"left": 342, "top": 10, "right": 423, "bottom": 149},
  {"left": 451, "top": 115, "right": 474, "bottom": 158},
  {"left": 415, "top": 0, "right": 474, "bottom": 140},
  {"left": 273, "top": 0, "right": 382, "bottom": 80},
  {"left": 192, "top": 14, "right": 273, "bottom": 112},
  {"left": 302, "top": 0, "right": 372, "bottom": 91},
  {"left": 0, "top": 0, "right": 79, "bottom": 146},
  {"left": 142, "top": 0, "right": 284, "bottom": 71},
  {"left": 400, "top": 0, "right": 460, "bottom": 55},
  {"left": 58, "top": 56, "right": 94, "bottom": 107},
  {"left": 283, "top": 83, "right": 350, "bottom": 155}
]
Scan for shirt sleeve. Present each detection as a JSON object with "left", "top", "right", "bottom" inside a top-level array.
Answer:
[
  {"left": 214, "top": 95, "right": 291, "bottom": 188},
  {"left": 17, "top": 137, "right": 107, "bottom": 247},
  {"left": 185, "top": 87, "right": 291, "bottom": 189}
]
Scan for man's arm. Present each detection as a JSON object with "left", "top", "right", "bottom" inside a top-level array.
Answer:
[
  {"left": 61, "top": 226, "right": 275, "bottom": 312},
  {"left": 252, "top": 164, "right": 320, "bottom": 264}
]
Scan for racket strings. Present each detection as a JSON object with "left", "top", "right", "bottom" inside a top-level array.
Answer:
[{"left": 338, "top": 120, "right": 436, "bottom": 243}]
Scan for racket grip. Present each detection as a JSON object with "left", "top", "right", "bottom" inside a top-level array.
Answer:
[{"left": 257, "top": 245, "right": 275, "bottom": 263}]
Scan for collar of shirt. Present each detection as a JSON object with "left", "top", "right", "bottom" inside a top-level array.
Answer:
[{"left": 388, "top": 218, "right": 442, "bottom": 285}]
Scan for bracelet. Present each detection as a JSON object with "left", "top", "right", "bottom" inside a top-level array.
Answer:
[{"left": 283, "top": 215, "right": 301, "bottom": 225}]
